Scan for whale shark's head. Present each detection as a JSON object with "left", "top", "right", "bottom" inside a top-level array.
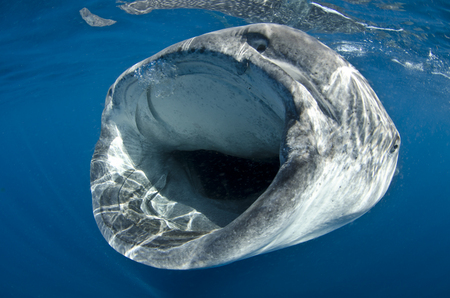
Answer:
[{"left": 91, "top": 24, "right": 400, "bottom": 269}]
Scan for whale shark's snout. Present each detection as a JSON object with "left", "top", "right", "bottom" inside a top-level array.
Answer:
[{"left": 91, "top": 24, "right": 400, "bottom": 269}]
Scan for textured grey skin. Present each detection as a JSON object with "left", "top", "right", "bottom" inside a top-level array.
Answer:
[
  {"left": 80, "top": 8, "right": 116, "bottom": 27},
  {"left": 91, "top": 24, "right": 400, "bottom": 269},
  {"left": 119, "top": 0, "right": 366, "bottom": 33}
]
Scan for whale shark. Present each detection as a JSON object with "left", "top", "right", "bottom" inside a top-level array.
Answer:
[
  {"left": 90, "top": 23, "right": 400, "bottom": 269},
  {"left": 119, "top": 0, "right": 366, "bottom": 33}
]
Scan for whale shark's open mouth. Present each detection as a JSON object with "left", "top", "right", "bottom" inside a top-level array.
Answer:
[
  {"left": 93, "top": 49, "right": 293, "bottom": 253},
  {"left": 130, "top": 53, "right": 289, "bottom": 228},
  {"left": 91, "top": 24, "right": 400, "bottom": 269},
  {"left": 170, "top": 149, "right": 280, "bottom": 225}
]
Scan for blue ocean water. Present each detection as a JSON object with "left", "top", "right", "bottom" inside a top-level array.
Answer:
[{"left": 0, "top": 0, "right": 449, "bottom": 297}]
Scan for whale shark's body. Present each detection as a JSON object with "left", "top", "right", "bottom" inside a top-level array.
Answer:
[
  {"left": 119, "top": 0, "right": 366, "bottom": 33},
  {"left": 90, "top": 24, "right": 400, "bottom": 269}
]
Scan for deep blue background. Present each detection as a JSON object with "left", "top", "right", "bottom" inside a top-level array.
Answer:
[{"left": 1, "top": 1, "right": 449, "bottom": 297}]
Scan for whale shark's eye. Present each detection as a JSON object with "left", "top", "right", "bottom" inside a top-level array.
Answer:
[
  {"left": 245, "top": 32, "right": 269, "bottom": 53},
  {"left": 256, "top": 44, "right": 267, "bottom": 52},
  {"left": 390, "top": 135, "right": 401, "bottom": 153}
]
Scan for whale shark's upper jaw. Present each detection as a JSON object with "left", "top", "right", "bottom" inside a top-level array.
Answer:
[{"left": 91, "top": 24, "right": 400, "bottom": 269}]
